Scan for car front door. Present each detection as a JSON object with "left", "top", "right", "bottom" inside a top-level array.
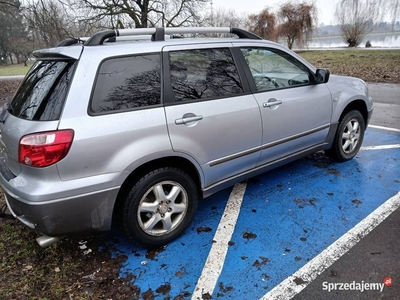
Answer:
[
  {"left": 234, "top": 45, "right": 333, "bottom": 166},
  {"left": 162, "top": 44, "right": 262, "bottom": 188}
]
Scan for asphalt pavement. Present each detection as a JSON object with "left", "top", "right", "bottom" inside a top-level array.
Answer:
[{"left": 0, "top": 75, "right": 25, "bottom": 80}]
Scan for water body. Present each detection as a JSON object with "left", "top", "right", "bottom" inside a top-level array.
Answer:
[{"left": 306, "top": 32, "right": 400, "bottom": 48}]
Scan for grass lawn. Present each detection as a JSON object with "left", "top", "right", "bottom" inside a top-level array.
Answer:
[
  {"left": 297, "top": 49, "right": 400, "bottom": 83},
  {"left": 0, "top": 62, "right": 33, "bottom": 76}
]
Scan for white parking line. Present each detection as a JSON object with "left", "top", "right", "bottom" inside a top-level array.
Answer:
[
  {"left": 362, "top": 125, "right": 400, "bottom": 150},
  {"left": 192, "top": 182, "right": 247, "bottom": 299},
  {"left": 259, "top": 192, "right": 400, "bottom": 300},
  {"left": 369, "top": 125, "right": 400, "bottom": 133},
  {"left": 361, "top": 144, "right": 400, "bottom": 150}
]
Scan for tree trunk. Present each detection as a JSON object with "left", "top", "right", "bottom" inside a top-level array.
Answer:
[
  {"left": 347, "top": 38, "right": 358, "bottom": 47},
  {"left": 140, "top": 11, "right": 148, "bottom": 27},
  {"left": 287, "top": 36, "right": 295, "bottom": 49}
]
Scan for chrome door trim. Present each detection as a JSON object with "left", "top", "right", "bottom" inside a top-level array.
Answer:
[
  {"left": 203, "top": 141, "right": 330, "bottom": 197},
  {"left": 209, "top": 145, "right": 261, "bottom": 167},
  {"left": 261, "top": 124, "right": 330, "bottom": 150},
  {"left": 209, "top": 124, "right": 330, "bottom": 167}
]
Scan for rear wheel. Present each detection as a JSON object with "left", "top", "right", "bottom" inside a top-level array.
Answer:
[
  {"left": 327, "top": 110, "right": 365, "bottom": 162},
  {"left": 121, "top": 167, "right": 198, "bottom": 248}
]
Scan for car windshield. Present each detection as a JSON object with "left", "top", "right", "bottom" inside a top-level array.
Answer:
[{"left": 11, "top": 60, "right": 76, "bottom": 121}]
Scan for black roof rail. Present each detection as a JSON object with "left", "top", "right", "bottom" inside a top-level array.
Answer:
[
  {"left": 57, "top": 38, "right": 86, "bottom": 47},
  {"left": 152, "top": 27, "right": 165, "bottom": 41},
  {"left": 231, "top": 28, "right": 262, "bottom": 40},
  {"left": 83, "top": 27, "right": 263, "bottom": 46},
  {"left": 84, "top": 30, "right": 116, "bottom": 46}
]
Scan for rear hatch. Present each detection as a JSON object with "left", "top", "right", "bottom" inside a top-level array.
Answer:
[{"left": 0, "top": 47, "right": 81, "bottom": 176}]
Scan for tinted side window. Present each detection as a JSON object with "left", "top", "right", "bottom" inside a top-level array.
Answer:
[
  {"left": 169, "top": 48, "right": 243, "bottom": 102},
  {"left": 91, "top": 54, "right": 161, "bottom": 113},
  {"left": 240, "top": 47, "right": 312, "bottom": 92},
  {"left": 11, "top": 60, "right": 75, "bottom": 121}
]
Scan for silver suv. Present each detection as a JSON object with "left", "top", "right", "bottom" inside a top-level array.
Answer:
[{"left": 0, "top": 27, "right": 373, "bottom": 248}]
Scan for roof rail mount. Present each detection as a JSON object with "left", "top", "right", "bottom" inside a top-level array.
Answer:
[
  {"left": 57, "top": 38, "right": 86, "bottom": 47},
  {"left": 83, "top": 27, "right": 262, "bottom": 46}
]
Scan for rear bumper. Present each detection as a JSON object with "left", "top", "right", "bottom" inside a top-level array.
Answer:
[
  {"left": 0, "top": 155, "right": 120, "bottom": 237},
  {"left": 3, "top": 185, "right": 119, "bottom": 236}
]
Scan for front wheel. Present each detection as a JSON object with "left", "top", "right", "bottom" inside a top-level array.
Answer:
[
  {"left": 327, "top": 110, "right": 365, "bottom": 162},
  {"left": 121, "top": 167, "right": 198, "bottom": 248}
]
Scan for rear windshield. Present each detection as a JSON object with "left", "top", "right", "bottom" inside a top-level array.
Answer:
[{"left": 10, "top": 60, "right": 76, "bottom": 121}]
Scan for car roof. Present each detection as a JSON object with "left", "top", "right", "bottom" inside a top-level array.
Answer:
[
  {"left": 35, "top": 37, "right": 283, "bottom": 61},
  {"left": 32, "top": 27, "right": 309, "bottom": 68}
]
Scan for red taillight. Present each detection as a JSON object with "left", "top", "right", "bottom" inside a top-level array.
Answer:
[{"left": 19, "top": 130, "right": 74, "bottom": 167}]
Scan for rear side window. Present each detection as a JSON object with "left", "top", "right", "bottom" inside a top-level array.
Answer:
[
  {"left": 11, "top": 60, "right": 75, "bottom": 121},
  {"left": 169, "top": 48, "right": 244, "bottom": 102},
  {"left": 91, "top": 54, "right": 161, "bottom": 114}
]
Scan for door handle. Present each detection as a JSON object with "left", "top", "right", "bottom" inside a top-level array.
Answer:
[
  {"left": 175, "top": 114, "right": 203, "bottom": 125},
  {"left": 263, "top": 99, "right": 282, "bottom": 108}
]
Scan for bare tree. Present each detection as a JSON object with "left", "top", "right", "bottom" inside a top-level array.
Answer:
[
  {"left": 389, "top": 0, "right": 400, "bottom": 30},
  {"left": 0, "top": 0, "right": 20, "bottom": 10},
  {"left": 207, "top": 8, "right": 245, "bottom": 28},
  {"left": 8, "top": 36, "right": 34, "bottom": 65},
  {"left": 22, "top": 0, "right": 108, "bottom": 48},
  {"left": 69, "top": 0, "right": 209, "bottom": 28},
  {"left": 23, "top": 0, "right": 71, "bottom": 47},
  {"left": 246, "top": 8, "right": 277, "bottom": 41},
  {"left": 335, "top": 0, "right": 380, "bottom": 47},
  {"left": 0, "top": 0, "right": 32, "bottom": 65},
  {"left": 276, "top": 1, "right": 317, "bottom": 49}
]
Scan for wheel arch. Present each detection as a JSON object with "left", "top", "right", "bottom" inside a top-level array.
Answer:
[
  {"left": 327, "top": 103, "right": 367, "bottom": 162},
  {"left": 112, "top": 156, "right": 203, "bottom": 224},
  {"left": 338, "top": 99, "right": 368, "bottom": 126}
]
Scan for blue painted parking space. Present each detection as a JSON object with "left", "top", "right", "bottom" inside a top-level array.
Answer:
[
  {"left": 108, "top": 188, "right": 233, "bottom": 297},
  {"left": 108, "top": 127, "right": 400, "bottom": 299}
]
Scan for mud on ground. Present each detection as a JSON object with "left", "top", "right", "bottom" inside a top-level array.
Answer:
[{"left": 0, "top": 79, "right": 21, "bottom": 106}]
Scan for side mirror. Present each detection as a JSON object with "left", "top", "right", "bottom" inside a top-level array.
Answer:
[{"left": 316, "top": 69, "right": 330, "bottom": 84}]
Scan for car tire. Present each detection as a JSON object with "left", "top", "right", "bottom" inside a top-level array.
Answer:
[
  {"left": 327, "top": 110, "right": 365, "bottom": 162},
  {"left": 121, "top": 167, "right": 198, "bottom": 248}
]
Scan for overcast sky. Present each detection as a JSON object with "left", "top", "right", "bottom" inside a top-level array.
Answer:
[{"left": 213, "top": 0, "right": 339, "bottom": 25}]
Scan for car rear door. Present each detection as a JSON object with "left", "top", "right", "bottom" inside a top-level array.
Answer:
[
  {"left": 234, "top": 44, "right": 333, "bottom": 166},
  {"left": 162, "top": 44, "right": 262, "bottom": 188}
]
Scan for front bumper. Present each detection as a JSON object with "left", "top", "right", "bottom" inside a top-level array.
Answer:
[{"left": 0, "top": 155, "right": 120, "bottom": 237}]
